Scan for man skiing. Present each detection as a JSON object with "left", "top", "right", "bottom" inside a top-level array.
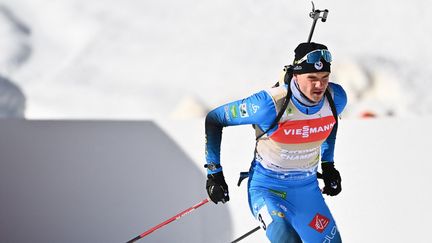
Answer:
[{"left": 204, "top": 42, "right": 346, "bottom": 242}]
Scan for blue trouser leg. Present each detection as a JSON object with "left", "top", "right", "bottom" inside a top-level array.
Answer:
[
  {"left": 254, "top": 196, "right": 302, "bottom": 243},
  {"left": 267, "top": 221, "right": 302, "bottom": 243},
  {"left": 250, "top": 194, "right": 303, "bottom": 243},
  {"left": 248, "top": 162, "right": 342, "bottom": 243}
]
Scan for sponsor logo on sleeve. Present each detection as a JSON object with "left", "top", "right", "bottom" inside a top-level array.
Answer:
[
  {"left": 239, "top": 103, "right": 249, "bottom": 118},
  {"left": 251, "top": 104, "right": 260, "bottom": 114},
  {"left": 224, "top": 106, "right": 231, "bottom": 121},
  {"left": 230, "top": 105, "right": 239, "bottom": 118}
]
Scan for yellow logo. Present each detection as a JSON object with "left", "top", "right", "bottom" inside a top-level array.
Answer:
[{"left": 271, "top": 210, "right": 285, "bottom": 218}]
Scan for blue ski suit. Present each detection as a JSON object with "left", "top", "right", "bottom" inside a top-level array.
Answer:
[{"left": 205, "top": 81, "right": 347, "bottom": 243}]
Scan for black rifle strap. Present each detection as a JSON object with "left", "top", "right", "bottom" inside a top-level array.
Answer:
[
  {"left": 239, "top": 80, "right": 340, "bottom": 187},
  {"left": 256, "top": 82, "right": 338, "bottom": 140},
  {"left": 325, "top": 89, "right": 338, "bottom": 136},
  {"left": 255, "top": 67, "right": 293, "bottom": 140}
]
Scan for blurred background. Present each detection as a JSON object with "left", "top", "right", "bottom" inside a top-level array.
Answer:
[{"left": 1, "top": 0, "right": 431, "bottom": 120}]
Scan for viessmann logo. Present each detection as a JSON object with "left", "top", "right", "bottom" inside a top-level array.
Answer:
[
  {"left": 284, "top": 122, "right": 335, "bottom": 138},
  {"left": 270, "top": 116, "right": 335, "bottom": 144}
]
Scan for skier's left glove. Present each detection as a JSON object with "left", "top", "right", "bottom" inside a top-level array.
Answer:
[
  {"left": 321, "top": 162, "right": 342, "bottom": 196},
  {"left": 206, "top": 171, "right": 229, "bottom": 204}
]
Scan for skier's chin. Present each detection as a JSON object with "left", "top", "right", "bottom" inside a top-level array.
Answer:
[{"left": 310, "top": 93, "right": 324, "bottom": 102}]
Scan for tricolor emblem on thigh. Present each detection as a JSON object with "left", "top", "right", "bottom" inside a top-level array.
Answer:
[{"left": 308, "top": 213, "right": 330, "bottom": 233}]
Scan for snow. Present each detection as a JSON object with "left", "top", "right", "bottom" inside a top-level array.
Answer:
[{"left": 1, "top": 0, "right": 432, "bottom": 119}]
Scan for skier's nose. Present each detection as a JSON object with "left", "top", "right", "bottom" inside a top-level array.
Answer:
[{"left": 314, "top": 80, "right": 324, "bottom": 88}]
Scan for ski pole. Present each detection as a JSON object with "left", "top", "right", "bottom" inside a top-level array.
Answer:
[
  {"left": 126, "top": 198, "right": 210, "bottom": 243},
  {"left": 307, "top": 1, "right": 329, "bottom": 43},
  {"left": 231, "top": 226, "right": 261, "bottom": 243}
]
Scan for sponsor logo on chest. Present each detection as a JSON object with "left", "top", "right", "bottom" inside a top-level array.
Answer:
[{"left": 271, "top": 116, "right": 335, "bottom": 144}]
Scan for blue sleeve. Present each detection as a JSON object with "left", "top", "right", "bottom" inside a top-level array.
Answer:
[
  {"left": 205, "top": 90, "right": 277, "bottom": 174},
  {"left": 321, "top": 83, "right": 347, "bottom": 163}
]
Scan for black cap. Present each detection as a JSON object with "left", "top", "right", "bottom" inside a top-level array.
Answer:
[{"left": 292, "top": 42, "right": 331, "bottom": 74}]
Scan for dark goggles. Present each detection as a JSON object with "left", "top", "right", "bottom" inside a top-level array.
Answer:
[{"left": 294, "top": 49, "right": 332, "bottom": 65}]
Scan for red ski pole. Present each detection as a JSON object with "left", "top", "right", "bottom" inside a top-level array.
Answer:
[{"left": 126, "top": 198, "right": 210, "bottom": 243}]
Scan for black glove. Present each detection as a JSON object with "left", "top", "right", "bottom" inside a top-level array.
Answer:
[
  {"left": 321, "top": 162, "right": 342, "bottom": 196},
  {"left": 206, "top": 171, "right": 229, "bottom": 204}
]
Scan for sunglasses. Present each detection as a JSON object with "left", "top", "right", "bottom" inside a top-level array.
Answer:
[{"left": 294, "top": 49, "right": 332, "bottom": 64}]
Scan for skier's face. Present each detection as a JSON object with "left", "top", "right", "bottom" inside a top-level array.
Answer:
[{"left": 294, "top": 72, "right": 330, "bottom": 102}]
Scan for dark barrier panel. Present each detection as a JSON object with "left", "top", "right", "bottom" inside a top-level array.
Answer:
[{"left": 0, "top": 120, "right": 232, "bottom": 243}]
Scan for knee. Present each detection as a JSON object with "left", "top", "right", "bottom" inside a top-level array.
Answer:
[{"left": 266, "top": 221, "right": 302, "bottom": 243}]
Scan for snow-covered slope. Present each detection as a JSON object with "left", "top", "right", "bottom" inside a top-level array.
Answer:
[{"left": 1, "top": 0, "right": 432, "bottom": 119}]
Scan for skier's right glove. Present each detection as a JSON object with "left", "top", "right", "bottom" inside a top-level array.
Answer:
[{"left": 206, "top": 171, "right": 230, "bottom": 204}]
